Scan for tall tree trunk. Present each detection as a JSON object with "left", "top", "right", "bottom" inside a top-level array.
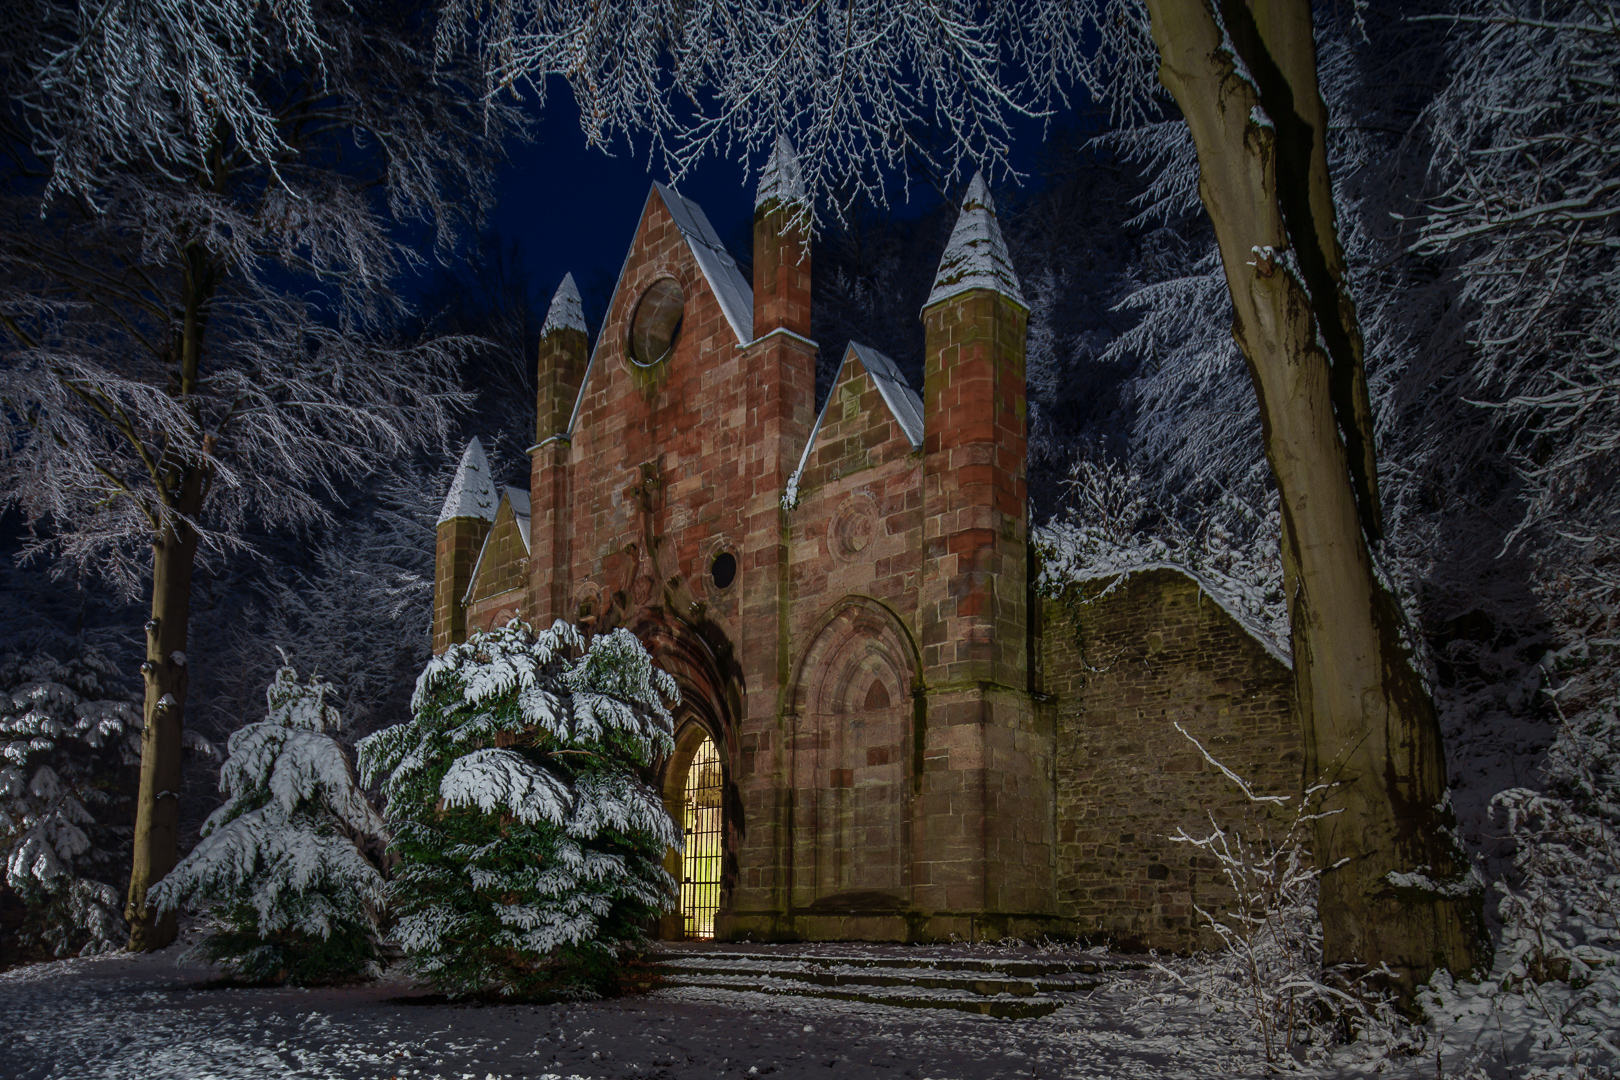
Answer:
[
  {"left": 1142, "top": 0, "right": 1486, "bottom": 995},
  {"left": 125, "top": 241, "right": 212, "bottom": 951},
  {"left": 124, "top": 515, "right": 199, "bottom": 950}
]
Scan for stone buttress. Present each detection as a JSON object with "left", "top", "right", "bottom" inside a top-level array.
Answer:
[{"left": 915, "top": 174, "right": 1054, "bottom": 936}]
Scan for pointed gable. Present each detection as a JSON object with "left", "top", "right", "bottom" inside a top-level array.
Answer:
[
  {"left": 652, "top": 183, "right": 754, "bottom": 345},
  {"left": 847, "top": 343, "right": 923, "bottom": 449},
  {"left": 563, "top": 183, "right": 756, "bottom": 437},
  {"left": 465, "top": 486, "right": 532, "bottom": 605},
  {"left": 788, "top": 343, "right": 923, "bottom": 501},
  {"left": 925, "top": 172, "right": 1026, "bottom": 311}
]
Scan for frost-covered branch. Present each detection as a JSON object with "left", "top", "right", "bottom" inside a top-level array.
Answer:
[{"left": 446, "top": 0, "right": 1159, "bottom": 222}]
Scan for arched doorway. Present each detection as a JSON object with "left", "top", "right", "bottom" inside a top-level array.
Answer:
[
  {"left": 634, "top": 612, "right": 741, "bottom": 940},
  {"left": 679, "top": 734, "right": 724, "bottom": 938},
  {"left": 787, "top": 597, "right": 921, "bottom": 912},
  {"left": 660, "top": 717, "right": 730, "bottom": 940}
]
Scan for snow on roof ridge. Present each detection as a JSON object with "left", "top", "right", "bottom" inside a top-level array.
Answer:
[
  {"left": 924, "top": 171, "right": 1027, "bottom": 311},
  {"left": 756, "top": 134, "right": 807, "bottom": 210},
  {"left": 784, "top": 342, "right": 923, "bottom": 506},
  {"left": 505, "top": 485, "right": 532, "bottom": 552},
  {"left": 847, "top": 342, "right": 924, "bottom": 449},
  {"left": 436, "top": 437, "right": 497, "bottom": 525},
  {"left": 541, "top": 272, "right": 586, "bottom": 337},
  {"left": 653, "top": 182, "right": 754, "bottom": 345}
]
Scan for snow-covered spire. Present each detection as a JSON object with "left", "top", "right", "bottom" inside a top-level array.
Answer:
[
  {"left": 756, "top": 134, "right": 807, "bottom": 211},
  {"left": 436, "top": 437, "right": 497, "bottom": 525},
  {"left": 925, "top": 172, "right": 1026, "bottom": 310},
  {"left": 541, "top": 272, "right": 586, "bottom": 337}
]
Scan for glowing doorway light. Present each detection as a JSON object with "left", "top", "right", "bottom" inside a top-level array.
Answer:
[{"left": 681, "top": 735, "right": 723, "bottom": 939}]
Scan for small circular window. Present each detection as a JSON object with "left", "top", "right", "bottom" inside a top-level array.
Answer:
[
  {"left": 710, "top": 551, "right": 737, "bottom": 590},
  {"left": 628, "top": 278, "right": 685, "bottom": 367}
]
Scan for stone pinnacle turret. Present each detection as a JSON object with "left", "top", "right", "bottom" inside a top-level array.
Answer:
[
  {"left": 436, "top": 436, "right": 497, "bottom": 525},
  {"left": 541, "top": 272, "right": 587, "bottom": 338},
  {"left": 756, "top": 134, "right": 807, "bottom": 211},
  {"left": 925, "top": 171, "right": 1026, "bottom": 311}
]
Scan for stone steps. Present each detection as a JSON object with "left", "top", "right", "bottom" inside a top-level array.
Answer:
[{"left": 649, "top": 947, "right": 1143, "bottom": 1020}]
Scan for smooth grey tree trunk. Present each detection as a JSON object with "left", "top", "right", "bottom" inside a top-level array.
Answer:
[{"left": 1142, "top": 0, "right": 1486, "bottom": 998}]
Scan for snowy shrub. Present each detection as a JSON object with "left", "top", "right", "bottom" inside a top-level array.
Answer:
[
  {"left": 1420, "top": 665, "right": 1620, "bottom": 1078},
  {"left": 358, "top": 621, "right": 680, "bottom": 1000},
  {"left": 0, "top": 646, "right": 139, "bottom": 958},
  {"left": 151, "top": 661, "right": 387, "bottom": 984},
  {"left": 1133, "top": 725, "right": 1405, "bottom": 1068}
]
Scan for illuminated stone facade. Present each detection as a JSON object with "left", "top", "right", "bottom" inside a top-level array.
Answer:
[{"left": 430, "top": 150, "right": 1302, "bottom": 948}]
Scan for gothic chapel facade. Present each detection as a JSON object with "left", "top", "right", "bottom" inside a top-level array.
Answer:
[{"left": 431, "top": 141, "right": 1305, "bottom": 949}]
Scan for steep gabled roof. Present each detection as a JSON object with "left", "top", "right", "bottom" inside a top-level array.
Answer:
[
  {"left": 847, "top": 342, "right": 924, "bottom": 449},
  {"left": 653, "top": 182, "right": 754, "bottom": 345},
  {"left": 925, "top": 172, "right": 1026, "bottom": 311},
  {"left": 786, "top": 342, "right": 923, "bottom": 503},
  {"left": 436, "top": 437, "right": 497, "bottom": 525},
  {"left": 461, "top": 485, "right": 533, "bottom": 605}
]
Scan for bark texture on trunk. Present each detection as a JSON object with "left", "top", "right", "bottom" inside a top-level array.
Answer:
[
  {"left": 1143, "top": 0, "right": 1485, "bottom": 994},
  {"left": 124, "top": 519, "right": 198, "bottom": 950},
  {"left": 125, "top": 241, "right": 213, "bottom": 951}
]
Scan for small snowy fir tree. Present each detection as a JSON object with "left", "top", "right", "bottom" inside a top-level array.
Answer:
[
  {"left": 358, "top": 621, "right": 680, "bottom": 999},
  {"left": 151, "top": 660, "right": 387, "bottom": 984},
  {"left": 1, "top": 646, "right": 139, "bottom": 958}
]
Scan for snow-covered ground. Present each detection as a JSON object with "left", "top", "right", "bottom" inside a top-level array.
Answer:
[
  {"left": 8, "top": 935, "right": 1601, "bottom": 1079},
  {"left": 0, "top": 938, "right": 1302, "bottom": 1080}
]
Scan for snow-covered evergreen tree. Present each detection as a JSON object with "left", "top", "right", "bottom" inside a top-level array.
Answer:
[
  {"left": 1, "top": 645, "right": 139, "bottom": 958},
  {"left": 358, "top": 621, "right": 680, "bottom": 1000},
  {"left": 151, "top": 661, "right": 387, "bottom": 984}
]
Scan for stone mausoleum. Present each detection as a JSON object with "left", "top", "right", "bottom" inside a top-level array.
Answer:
[{"left": 431, "top": 140, "right": 1303, "bottom": 950}]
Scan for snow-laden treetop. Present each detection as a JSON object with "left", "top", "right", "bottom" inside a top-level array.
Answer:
[
  {"left": 541, "top": 273, "right": 587, "bottom": 338},
  {"left": 756, "top": 135, "right": 807, "bottom": 211},
  {"left": 925, "top": 172, "right": 1026, "bottom": 311},
  {"left": 436, "top": 438, "right": 497, "bottom": 526}
]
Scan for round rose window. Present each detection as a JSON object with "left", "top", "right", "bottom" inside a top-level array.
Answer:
[{"left": 628, "top": 278, "right": 685, "bottom": 367}]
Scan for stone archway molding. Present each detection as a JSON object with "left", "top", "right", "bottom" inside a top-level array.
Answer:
[
  {"left": 785, "top": 595, "right": 924, "bottom": 935},
  {"left": 786, "top": 594, "right": 923, "bottom": 721}
]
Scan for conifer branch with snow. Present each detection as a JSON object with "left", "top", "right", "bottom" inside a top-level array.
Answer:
[
  {"left": 358, "top": 621, "right": 680, "bottom": 1000},
  {"left": 151, "top": 661, "right": 387, "bottom": 985},
  {"left": 0, "top": 646, "right": 139, "bottom": 959}
]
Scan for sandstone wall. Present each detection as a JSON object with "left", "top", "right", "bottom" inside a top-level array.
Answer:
[{"left": 1042, "top": 567, "right": 1303, "bottom": 952}]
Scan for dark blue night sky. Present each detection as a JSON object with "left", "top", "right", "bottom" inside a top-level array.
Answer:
[
  {"left": 483, "top": 104, "right": 754, "bottom": 328},
  {"left": 479, "top": 91, "right": 1061, "bottom": 330}
]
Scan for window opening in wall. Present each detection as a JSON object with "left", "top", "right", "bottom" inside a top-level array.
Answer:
[
  {"left": 629, "top": 278, "right": 685, "bottom": 367},
  {"left": 710, "top": 550, "right": 737, "bottom": 590},
  {"left": 681, "top": 734, "right": 724, "bottom": 940}
]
